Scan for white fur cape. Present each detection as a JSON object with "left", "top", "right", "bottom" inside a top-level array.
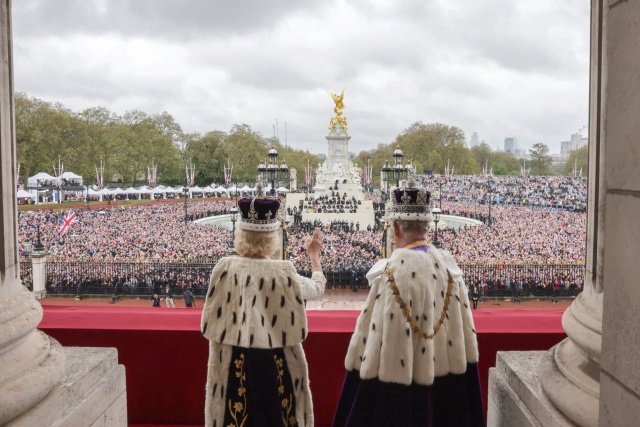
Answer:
[
  {"left": 345, "top": 246, "right": 479, "bottom": 386},
  {"left": 201, "top": 257, "right": 314, "bottom": 427}
]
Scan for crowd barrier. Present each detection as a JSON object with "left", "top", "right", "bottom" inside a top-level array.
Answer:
[{"left": 27, "top": 258, "right": 584, "bottom": 298}]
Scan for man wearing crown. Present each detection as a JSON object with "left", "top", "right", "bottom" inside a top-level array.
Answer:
[
  {"left": 201, "top": 193, "right": 325, "bottom": 427},
  {"left": 332, "top": 178, "right": 484, "bottom": 426}
]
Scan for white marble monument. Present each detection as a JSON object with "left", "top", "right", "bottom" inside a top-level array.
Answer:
[{"left": 313, "top": 89, "right": 362, "bottom": 193}]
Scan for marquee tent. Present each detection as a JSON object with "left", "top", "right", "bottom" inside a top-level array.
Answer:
[
  {"left": 17, "top": 189, "right": 35, "bottom": 198},
  {"left": 27, "top": 172, "right": 56, "bottom": 187}
]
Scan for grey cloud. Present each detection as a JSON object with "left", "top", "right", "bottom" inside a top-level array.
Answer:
[{"left": 14, "top": 0, "right": 324, "bottom": 39}]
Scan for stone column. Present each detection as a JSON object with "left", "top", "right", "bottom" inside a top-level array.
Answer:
[
  {"left": 30, "top": 251, "right": 47, "bottom": 299},
  {"left": 488, "top": 1, "right": 640, "bottom": 426},
  {"left": 595, "top": 0, "right": 640, "bottom": 423},
  {"left": 0, "top": 0, "right": 66, "bottom": 423}
]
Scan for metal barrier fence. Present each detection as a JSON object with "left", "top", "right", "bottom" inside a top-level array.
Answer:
[
  {"left": 45, "top": 258, "right": 218, "bottom": 296},
  {"left": 35, "top": 257, "right": 584, "bottom": 299},
  {"left": 20, "top": 259, "right": 33, "bottom": 291},
  {"left": 459, "top": 263, "right": 584, "bottom": 298}
]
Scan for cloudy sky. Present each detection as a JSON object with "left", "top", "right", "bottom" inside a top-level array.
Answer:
[{"left": 12, "top": 0, "right": 590, "bottom": 155}]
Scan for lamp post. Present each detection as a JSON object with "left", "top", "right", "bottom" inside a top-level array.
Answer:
[
  {"left": 380, "top": 160, "right": 395, "bottom": 257},
  {"left": 258, "top": 147, "right": 289, "bottom": 196},
  {"left": 85, "top": 185, "right": 90, "bottom": 211},
  {"left": 439, "top": 179, "right": 443, "bottom": 211},
  {"left": 227, "top": 207, "right": 238, "bottom": 255},
  {"left": 183, "top": 185, "right": 189, "bottom": 225},
  {"left": 432, "top": 207, "right": 442, "bottom": 248},
  {"left": 33, "top": 221, "right": 45, "bottom": 252},
  {"left": 257, "top": 149, "right": 290, "bottom": 260},
  {"left": 381, "top": 159, "right": 393, "bottom": 200},
  {"left": 487, "top": 178, "right": 493, "bottom": 227},
  {"left": 392, "top": 148, "right": 408, "bottom": 187}
]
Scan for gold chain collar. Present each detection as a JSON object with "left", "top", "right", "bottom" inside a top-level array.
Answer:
[{"left": 384, "top": 265, "right": 454, "bottom": 340}]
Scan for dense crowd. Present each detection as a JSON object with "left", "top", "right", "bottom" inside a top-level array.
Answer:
[
  {"left": 18, "top": 200, "right": 236, "bottom": 260},
  {"left": 17, "top": 175, "right": 588, "bottom": 294},
  {"left": 416, "top": 175, "right": 587, "bottom": 211}
]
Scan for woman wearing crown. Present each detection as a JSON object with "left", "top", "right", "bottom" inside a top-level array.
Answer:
[
  {"left": 201, "top": 194, "right": 325, "bottom": 427},
  {"left": 332, "top": 178, "right": 484, "bottom": 427}
]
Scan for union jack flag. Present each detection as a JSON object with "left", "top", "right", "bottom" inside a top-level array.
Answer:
[{"left": 59, "top": 210, "right": 78, "bottom": 235}]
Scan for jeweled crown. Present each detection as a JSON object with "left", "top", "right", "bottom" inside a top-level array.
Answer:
[
  {"left": 388, "top": 177, "right": 432, "bottom": 222},
  {"left": 237, "top": 195, "right": 281, "bottom": 232}
]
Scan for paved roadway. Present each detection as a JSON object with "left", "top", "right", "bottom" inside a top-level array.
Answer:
[{"left": 39, "top": 288, "right": 572, "bottom": 311}]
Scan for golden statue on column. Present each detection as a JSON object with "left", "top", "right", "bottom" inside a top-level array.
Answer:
[{"left": 328, "top": 89, "right": 348, "bottom": 133}]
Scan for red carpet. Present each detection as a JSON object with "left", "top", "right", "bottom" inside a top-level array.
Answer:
[{"left": 40, "top": 307, "right": 566, "bottom": 426}]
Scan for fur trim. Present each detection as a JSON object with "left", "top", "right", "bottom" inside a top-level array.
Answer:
[
  {"left": 284, "top": 345, "right": 314, "bottom": 427},
  {"left": 345, "top": 246, "right": 479, "bottom": 386},
  {"left": 204, "top": 341, "right": 232, "bottom": 427},
  {"left": 201, "top": 257, "right": 308, "bottom": 349}
]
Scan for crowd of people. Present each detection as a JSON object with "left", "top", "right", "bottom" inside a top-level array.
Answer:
[
  {"left": 415, "top": 175, "right": 587, "bottom": 211},
  {"left": 17, "top": 174, "right": 588, "bottom": 295},
  {"left": 300, "top": 191, "right": 361, "bottom": 214}
]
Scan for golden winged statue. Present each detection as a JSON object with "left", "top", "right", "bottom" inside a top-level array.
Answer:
[{"left": 328, "top": 89, "right": 348, "bottom": 132}]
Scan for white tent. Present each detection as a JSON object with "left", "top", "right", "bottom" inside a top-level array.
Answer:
[
  {"left": 61, "top": 172, "right": 82, "bottom": 179},
  {"left": 214, "top": 185, "right": 228, "bottom": 194},
  {"left": 202, "top": 185, "right": 214, "bottom": 192},
  {"left": 27, "top": 172, "right": 56, "bottom": 187},
  {"left": 137, "top": 187, "right": 153, "bottom": 194},
  {"left": 190, "top": 186, "right": 204, "bottom": 193},
  {"left": 87, "top": 188, "right": 102, "bottom": 196},
  {"left": 276, "top": 186, "right": 290, "bottom": 193},
  {"left": 99, "top": 188, "right": 113, "bottom": 195},
  {"left": 17, "top": 189, "right": 35, "bottom": 198},
  {"left": 239, "top": 185, "right": 253, "bottom": 193},
  {"left": 110, "top": 188, "right": 125, "bottom": 195},
  {"left": 163, "top": 186, "right": 182, "bottom": 193}
]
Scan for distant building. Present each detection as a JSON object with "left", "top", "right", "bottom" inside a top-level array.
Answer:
[
  {"left": 469, "top": 132, "right": 479, "bottom": 148},
  {"left": 560, "top": 133, "right": 588, "bottom": 159},
  {"left": 504, "top": 137, "right": 523, "bottom": 157}
]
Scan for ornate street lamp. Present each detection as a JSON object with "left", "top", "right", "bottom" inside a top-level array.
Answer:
[
  {"left": 85, "top": 185, "right": 90, "bottom": 211},
  {"left": 380, "top": 160, "right": 394, "bottom": 258},
  {"left": 432, "top": 207, "right": 442, "bottom": 248},
  {"left": 267, "top": 147, "right": 279, "bottom": 195},
  {"left": 257, "top": 159, "right": 267, "bottom": 189},
  {"left": 256, "top": 151, "right": 291, "bottom": 260},
  {"left": 487, "top": 178, "right": 493, "bottom": 227},
  {"left": 279, "top": 158, "right": 289, "bottom": 193},
  {"left": 259, "top": 147, "right": 289, "bottom": 196},
  {"left": 381, "top": 159, "right": 392, "bottom": 194},
  {"left": 227, "top": 207, "right": 238, "bottom": 255},
  {"left": 33, "top": 222, "right": 45, "bottom": 252},
  {"left": 183, "top": 185, "right": 189, "bottom": 225},
  {"left": 392, "top": 148, "right": 408, "bottom": 187}
]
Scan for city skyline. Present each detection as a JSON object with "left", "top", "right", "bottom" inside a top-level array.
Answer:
[{"left": 12, "top": 0, "right": 590, "bottom": 156}]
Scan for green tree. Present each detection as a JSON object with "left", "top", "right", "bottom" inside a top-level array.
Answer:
[
  {"left": 491, "top": 152, "right": 522, "bottom": 175},
  {"left": 215, "top": 124, "right": 269, "bottom": 184},
  {"left": 470, "top": 142, "right": 493, "bottom": 172},
  {"left": 563, "top": 145, "right": 589, "bottom": 176},
  {"left": 15, "top": 93, "right": 83, "bottom": 180},
  {"left": 186, "top": 131, "right": 226, "bottom": 185},
  {"left": 529, "top": 143, "right": 552, "bottom": 176}
]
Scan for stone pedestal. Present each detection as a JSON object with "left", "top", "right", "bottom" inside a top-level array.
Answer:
[
  {"left": 488, "top": 352, "right": 575, "bottom": 427},
  {"left": 31, "top": 251, "right": 47, "bottom": 299},
  {"left": 7, "top": 346, "right": 127, "bottom": 427}
]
